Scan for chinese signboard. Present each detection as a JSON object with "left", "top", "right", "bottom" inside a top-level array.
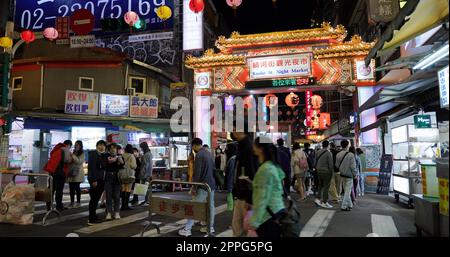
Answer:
[
  {"left": 195, "top": 72, "right": 211, "bottom": 89},
  {"left": 64, "top": 90, "right": 99, "bottom": 115},
  {"left": 14, "top": 0, "right": 174, "bottom": 33},
  {"left": 100, "top": 94, "right": 129, "bottom": 117},
  {"left": 245, "top": 77, "right": 315, "bottom": 89},
  {"left": 70, "top": 35, "right": 96, "bottom": 48},
  {"left": 247, "top": 53, "right": 312, "bottom": 80},
  {"left": 129, "top": 31, "right": 173, "bottom": 43},
  {"left": 130, "top": 95, "right": 158, "bottom": 119},
  {"left": 438, "top": 65, "right": 449, "bottom": 109},
  {"left": 305, "top": 90, "right": 312, "bottom": 127},
  {"left": 151, "top": 197, "right": 207, "bottom": 221},
  {"left": 55, "top": 17, "right": 69, "bottom": 39},
  {"left": 414, "top": 115, "right": 432, "bottom": 129},
  {"left": 368, "top": 0, "right": 400, "bottom": 23}
]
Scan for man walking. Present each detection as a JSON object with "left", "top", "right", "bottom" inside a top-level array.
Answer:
[
  {"left": 335, "top": 140, "right": 357, "bottom": 211},
  {"left": 314, "top": 140, "right": 334, "bottom": 209},
  {"left": 276, "top": 138, "right": 291, "bottom": 195},
  {"left": 87, "top": 140, "right": 107, "bottom": 225},
  {"left": 179, "top": 138, "right": 216, "bottom": 236}
]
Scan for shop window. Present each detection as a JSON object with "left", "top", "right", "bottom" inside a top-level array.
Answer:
[
  {"left": 129, "top": 76, "right": 146, "bottom": 94},
  {"left": 12, "top": 77, "right": 23, "bottom": 91},
  {"left": 79, "top": 77, "right": 94, "bottom": 91}
]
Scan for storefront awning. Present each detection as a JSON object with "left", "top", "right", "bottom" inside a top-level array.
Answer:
[
  {"left": 357, "top": 77, "right": 438, "bottom": 114},
  {"left": 365, "top": 0, "right": 449, "bottom": 65}
]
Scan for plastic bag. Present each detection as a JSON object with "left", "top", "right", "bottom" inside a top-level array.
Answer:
[
  {"left": 133, "top": 183, "right": 149, "bottom": 196},
  {"left": 0, "top": 183, "right": 35, "bottom": 225},
  {"left": 227, "top": 193, "right": 234, "bottom": 211}
]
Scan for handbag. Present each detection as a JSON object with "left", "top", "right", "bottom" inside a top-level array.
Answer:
[
  {"left": 68, "top": 165, "right": 79, "bottom": 178},
  {"left": 133, "top": 183, "right": 149, "bottom": 196}
]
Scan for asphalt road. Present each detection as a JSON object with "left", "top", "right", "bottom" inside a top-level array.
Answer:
[{"left": 0, "top": 190, "right": 416, "bottom": 237}]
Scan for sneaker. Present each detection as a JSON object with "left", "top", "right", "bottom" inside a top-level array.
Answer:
[
  {"left": 314, "top": 198, "right": 321, "bottom": 206},
  {"left": 106, "top": 213, "right": 112, "bottom": 221},
  {"left": 68, "top": 203, "right": 75, "bottom": 208},
  {"left": 87, "top": 219, "right": 102, "bottom": 226},
  {"left": 340, "top": 207, "right": 352, "bottom": 211},
  {"left": 200, "top": 226, "right": 215, "bottom": 234},
  {"left": 322, "top": 202, "right": 333, "bottom": 209},
  {"left": 178, "top": 228, "right": 192, "bottom": 237},
  {"left": 114, "top": 213, "right": 121, "bottom": 220},
  {"left": 75, "top": 202, "right": 82, "bottom": 208}
]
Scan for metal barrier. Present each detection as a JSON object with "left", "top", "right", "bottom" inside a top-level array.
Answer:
[
  {"left": 12, "top": 173, "right": 61, "bottom": 225},
  {"left": 140, "top": 179, "right": 212, "bottom": 237}
]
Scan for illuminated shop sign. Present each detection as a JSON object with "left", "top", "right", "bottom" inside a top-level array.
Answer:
[{"left": 245, "top": 77, "right": 316, "bottom": 89}]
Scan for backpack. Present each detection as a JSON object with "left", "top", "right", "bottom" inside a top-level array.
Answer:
[
  {"left": 43, "top": 143, "right": 67, "bottom": 177},
  {"left": 299, "top": 152, "right": 309, "bottom": 171}
]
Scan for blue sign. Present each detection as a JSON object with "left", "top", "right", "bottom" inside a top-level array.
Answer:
[
  {"left": 15, "top": 0, "right": 174, "bottom": 32},
  {"left": 100, "top": 94, "right": 129, "bottom": 116}
]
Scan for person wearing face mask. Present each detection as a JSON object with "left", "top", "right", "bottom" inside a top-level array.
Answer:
[
  {"left": 179, "top": 138, "right": 216, "bottom": 237},
  {"left": 87, "top": 140, "right": 108, "bottom": 225}
]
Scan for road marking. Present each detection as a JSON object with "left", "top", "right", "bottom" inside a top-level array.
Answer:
[
  {"left": 217, "top": 229, "right": 233, "bottom": 237},
  {"left": 371, "top": 214, "right": 399, "bottom": 237},
  {"left": 300, "top": 209, "right": 335, "bottom": 237},
  {"left": 75, "top": 211, "right": 156, "bottom": 234},
  {"left": 136, "top": 204, "right": 228, "bottom": 237}
]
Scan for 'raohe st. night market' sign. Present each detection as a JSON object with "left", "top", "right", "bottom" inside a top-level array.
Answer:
[
  {"left": 15, "top": 0, "right": 174, "bottom": 32},
  {"left": 247, "top": 53, "right": 312, "bottom": 80},
  {"left": 245, "top": 77, "right": 316, "bottom": 89}
]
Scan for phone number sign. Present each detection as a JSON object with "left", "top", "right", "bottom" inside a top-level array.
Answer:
[{"left": 15, "top": 0, "right": 174, "bottom": 32}]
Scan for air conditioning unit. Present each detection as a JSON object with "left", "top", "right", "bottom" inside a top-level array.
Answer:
[{"left": 127, "top": 88, "right": 136, "bottom": 96}]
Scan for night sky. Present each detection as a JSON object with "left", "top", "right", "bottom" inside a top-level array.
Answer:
[{"left": 213, "top": 0, "right": 317, "bottom": 35}]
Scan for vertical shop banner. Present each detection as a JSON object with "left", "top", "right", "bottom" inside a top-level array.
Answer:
[
  {"left": 183, "top": 0, "right": 203, "bottom": 51},
  {"left": 55, "top": 17, "right": 70, "bottom": 39},
  {"left": 130, "top": 95, "right": 158, "bottom": 119},
  {"left": 305, "top": 90, "right": 312, "bottom": 127},
  {"left": 100, "top": 94, "right": 129, "bottom": 116},
  {"left": 14, "top": 0, "right": 174, "bottom": 32},
  {"left": 65, "top": 90, "right": 99, "bottom": 115},
  {"left": 438, "top": 65, "right": 449, "bottom": 108},
  {"left": 247, "top": 53, "right": 312, "bottom": 80}
]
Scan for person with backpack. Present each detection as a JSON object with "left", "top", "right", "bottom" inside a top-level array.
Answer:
[
  {"left": 67, "top": 141, "right": 85, "bottom": 208},
  {"left": 44, "top": 140, "right": 73, "bottom": 212},
  {"left": 248, "top": 137, "right": 285, "bottom": 237},
  {"left": 335, "top": 140, "right": 357, "bottom": 211},
  {"left": 291, "top": 143, "right": 308, "bottom": 200},
  {"left": 120, "top": 144, "right": 137, "bottom": 211},
  {"left": 139, "top": 142, "right": 153, "bottom": 205},
  {"left": 314, "top": 140, "right": 334, "bottom": 209},
  {"left": 87, "top": 140, "right": 108, "bottom": 225}
]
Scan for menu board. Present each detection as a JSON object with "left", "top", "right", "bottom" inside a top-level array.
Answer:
[{"left": 377, "top": 154, "right": 393, "bottom": 195}]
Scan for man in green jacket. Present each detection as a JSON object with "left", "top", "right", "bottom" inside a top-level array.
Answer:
[{"left": 314, "top": 140, "right": 334, "bottom": 209}]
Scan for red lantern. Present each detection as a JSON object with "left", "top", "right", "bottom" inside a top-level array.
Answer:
[
  {"left": 264, "top": 94, "right": 278, "bottom": 108},
  {"left": 285, "top": 92, "right": 299, "bottom": 108},
  {"left": 21, "top": 30, "right": 35, "bottom": 44},
  {"left": 43, "top": 27, "right": 58, "bottom": 40},
  {"left": 310, "top": 95, "right": 323, "bottom": 109},
  {"left": 189, "top": 0, "right": 205, "bottom": 13}
]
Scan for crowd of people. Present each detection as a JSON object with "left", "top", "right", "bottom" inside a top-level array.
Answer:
[
  {"left": 181, "top": 132, "right": 366, "bottom": 237},
  {"left": 45, "top": 139, "right": 154, "bottom": 226},
  {"left": 45, "top": 132, "right": 366, "bottom": 236}
]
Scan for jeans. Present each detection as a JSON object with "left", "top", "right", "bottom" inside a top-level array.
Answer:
[
  {"left": 358, "top": 173, "right": 365, "bottom": 195},
  {"left": 105, "top": 180, "right": 121, "bottom": 214},
  {"left": 185, "top": 189, "right": 215, "bottom": 231},
  {"left": 318, "top": 173, "right": 332, "bottom": 203},
  {"left": 88, "top": 180, "right": 105, "bottom": 221},
  {"left": 341, "top": 177, "right": 354, "bottom": 209},
  {"left": 52, "top": 175, "right": 65, "bottom": 210},
  {"left": 69, "top": 182, "right": 81, "bottom": 203}
]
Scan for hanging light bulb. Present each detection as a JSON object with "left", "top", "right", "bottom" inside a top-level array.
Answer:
[{"left": 272, "top": 0, "right": 277, "bottom": 8}]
